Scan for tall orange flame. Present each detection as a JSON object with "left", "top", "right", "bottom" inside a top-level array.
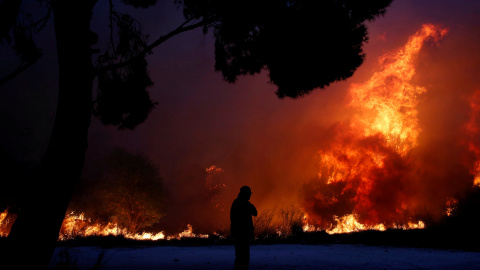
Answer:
[
  {"left": 305, "top": 24, "right": 449, "bottom": 232},
  {"left": 349, "top": 24, "right": 448, "bottom": 156}
]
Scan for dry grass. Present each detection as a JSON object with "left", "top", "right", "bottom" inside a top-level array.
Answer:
[{"left": 254, "top": 204, "right": 305, "bottom": 239}]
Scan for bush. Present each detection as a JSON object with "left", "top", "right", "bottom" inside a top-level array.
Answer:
[{"left": 253, "top": 204, "right": 306, "bottom": 240}]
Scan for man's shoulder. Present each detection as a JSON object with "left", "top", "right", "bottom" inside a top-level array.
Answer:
[
  {"left": 232, "top": 197, "right": 249, "bottom": 207},
  {"left": 232, "top": 197, "right": 243, "bottom": 205}
]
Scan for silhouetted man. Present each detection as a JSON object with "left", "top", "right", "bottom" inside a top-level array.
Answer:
[{"left": 230, "top": 186, "right": 257, "bottom": 270}]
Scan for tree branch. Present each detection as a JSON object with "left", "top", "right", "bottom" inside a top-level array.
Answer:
[
  {"left": 30, "top": 3, "right": 52, "bottom": 33},
  {"left": 0, "top": 0, "right": 22, "bottom": 42},
  {"left": 108, "top": 0, "right": 116, "bottom": 55},
  {"left": 0, "top": 2, "right": 51, "bottom": 87},
  {"left": 97, "top": 17, "right": 210, "bottom": 73},
  {"left": 0, "top": 59, "right": 38, "bottom": 86}
]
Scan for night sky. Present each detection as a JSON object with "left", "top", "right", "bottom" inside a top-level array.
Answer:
[{"left": 1, "top": 0, "right": 480, "bottom": 232}]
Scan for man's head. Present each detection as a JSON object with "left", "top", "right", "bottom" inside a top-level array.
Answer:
[{"left": 239, "top": 186, "right": 252, "bottom": 200}]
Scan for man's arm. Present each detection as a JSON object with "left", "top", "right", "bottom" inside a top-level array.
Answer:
[{"left": 250, "top": 203, "right": 257, "bottom": 217}]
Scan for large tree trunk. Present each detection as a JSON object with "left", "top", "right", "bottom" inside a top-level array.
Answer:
[{"left": 2, "top": 0, "right": 97, "bottom": 269}]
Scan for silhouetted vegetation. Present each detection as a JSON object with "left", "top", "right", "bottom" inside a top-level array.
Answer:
[
  {"left": 0, "top": 146, "right": 31, "bottom": 214},
  {"left": 48, "top": 226, "right": 480, "bottom": 253},
  {"left": 446, "top": 186, "right": 480, "bottom": 228},
  {"left": 181, "top": 0, "right": 393, "bottom": 98}
]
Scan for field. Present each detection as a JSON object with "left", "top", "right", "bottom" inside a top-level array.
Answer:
[
  {"left": 48, "top": 229, "right": 480, "bottom": 270},
  {"left": 50, "top": 243, "right": 480, "bottom": 270}
]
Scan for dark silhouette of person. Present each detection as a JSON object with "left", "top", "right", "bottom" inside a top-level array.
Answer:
[{"left": 230, "top": 186, "right": 257, "bottom": 270}]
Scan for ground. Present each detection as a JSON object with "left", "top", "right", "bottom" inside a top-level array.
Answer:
[{"left": 49, "top": 243, "right": 480, "bottom": 270}]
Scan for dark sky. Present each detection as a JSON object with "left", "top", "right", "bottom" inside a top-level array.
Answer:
[{"left": 2, "top": 0, "right": 480, "bottom": 232}]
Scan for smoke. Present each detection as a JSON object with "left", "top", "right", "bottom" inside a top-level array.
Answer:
[
  {"left": 2, "top": 0, "right": 480, "bottom": 237},
  {"left": 78, "top": 1, "right": 480, "bottom": 234}
]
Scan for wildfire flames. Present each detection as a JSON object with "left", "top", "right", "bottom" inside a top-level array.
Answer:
[
  {"left": 59, "top": 212, "right": 166, "bottom": 241},
  {"left": 2, "top": 23, "right": 480, "bottom": 240},
  {"left": 303, "top": 24, "right": 449, "bottom": 232},
  {"left": 464, "top": 90, "right": 480, "bottom": 186},
  {"left": 59, "top": 211, "right": 211, "bottom": 241},
  {"left": 0, "top": 209, "right": 15, "bottom": 237}
]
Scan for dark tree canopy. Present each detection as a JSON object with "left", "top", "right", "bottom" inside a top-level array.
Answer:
[
  {"left": 121, "top": 0, "right": 157, "bottom": 8},
  {"left": 94, "top": 12, "right": 156, "bottom": 130},
  {"left": 2, "top": 0, "right": 393, "bottom": 129},
  {"left": 93, "top": 7, "right": 157, "bottom": 129},
  {"left": 180, "top": 0, "right": 393, "bottom": 98}
]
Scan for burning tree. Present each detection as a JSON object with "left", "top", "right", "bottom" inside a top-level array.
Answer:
[
  {"left": 205, "top": 165, "right": 228, "bottom": 213},
  {"left": 100, "top": 148, "right": 164, "bottom": 233},
  {"left": 69, "top": 148, "right": 165, "bottom": 235},
  {"left": 157, "top": 164, "right": 229, "bottom": 235}
]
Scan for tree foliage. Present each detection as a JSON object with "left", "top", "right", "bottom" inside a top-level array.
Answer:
[
  {"left": 2, "top": 0, "right": 393, "bottom": 129},
  {"left": 94, "top": 11, "right": 157, "bottom": 130},
  {"left": 448, "top": 186, "right": 480, "bottom": 229},
  {"left": 180, "top": 0, "right": 393, "bottom": 98},
  {"left": 0, "top": 0, "right": 46, "bottom": 85},
  {"left": 100, "top": 148, "right": 164, "bottom": 233},
  {"left": 70, "top": 148, "right": 165, "bottom": 233}
]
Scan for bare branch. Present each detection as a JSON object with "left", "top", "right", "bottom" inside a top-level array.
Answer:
[
  {"left": 0, "top": 59, "right": 39, "bottom": 86},
  {"left": 97, "top": 17, "right": 210, "bottom": 73},
  {"left": 0, "top": 1, "right": 50, "bottom": 86},
  {"left": 0, "top": 0, "right": 22, "bottom": 42},
  {"left": 30, "top": 3, "right": 52, "bottom": 33},
  {"left": 108, "top": 0, "right": 116, "bottom": 55}
]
